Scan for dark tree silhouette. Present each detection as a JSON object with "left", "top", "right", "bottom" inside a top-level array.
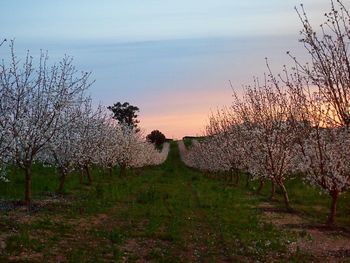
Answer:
[
  {"left": 146, "top": 130, "right": 166, "bottom": 148},
  {"left": 107, "top": 102, "right": 140, "bottom": 130}
]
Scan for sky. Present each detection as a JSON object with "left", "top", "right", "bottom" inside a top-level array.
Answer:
[{"left": 0, "top": 0, "right": 330, "bottom": 138}]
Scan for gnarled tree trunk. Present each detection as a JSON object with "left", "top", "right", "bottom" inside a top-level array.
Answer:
[
  {"left": 120, "top": 163, "right": 126, "bottom": 177},
  {"left": 234, "top": 172, "right": 240, "bottom": 186},
  {"left": 24, "top": 164, "right": 33, "bottom": 207},
  {"left": 270, "top": 180, "right": 276, "bottom": 200},
  {"left": 57, "top": 170, "right": 67, "bottom": 194},
  {"left": 327, "top": 190, "right": 339, "bottom": 226},
  {"left": 85, "top": 165, "right": 92, "bottom": 185},
  {"left": 245, "top": 174, "right": 251, "bottom": 188},
  {"left": 278, "top": 182, "right": 291, "bottom": 211},
  {"left": 257, "top": 179, "right": 265, "bottom": 194},
  {"left": 79, "top": 168, "right": 84, "bottom": 184}
]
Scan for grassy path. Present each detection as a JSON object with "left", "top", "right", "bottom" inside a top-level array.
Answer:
[{"left": 0, "top": 142, "right": 309, "bottom": 262}]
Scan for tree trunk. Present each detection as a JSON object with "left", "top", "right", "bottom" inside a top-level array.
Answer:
[
  {"left": 270, "top": 181, "right": 276, "bottom": 200},
  {"left": 234, "top": 172, "right": 240, "bottom": 186},
  {"left": 279, "top": 182, "right": 291, "bottom": 211},
  {"left": 79, "top": 168, "right": 84, "bottom": 184},
  {"left": 120, "top": 164, "right": 126, "bottom": 177},
  {"left": 13, "top": 166, "right": 19, "bottom": 177},
  {"left": 24, "top": 164, "right": 32, "bottom": 207},
  {"left": 327, "top": 190, "right": 339, "bottom": 226},
  {"left": 85, "top": 165, "right": 92, "bottom": 185},
  {"left": 57, "top": 171, "right": 67, "bottom": 194},
  {"left": 257, "top": 180, "right": 265, "bottom": 194},
  {"left": 245, "top": 174, "right": 250, "bottom": 188},
  {"left": 109, "top": 167, "right": 113, "bottom": 177}
]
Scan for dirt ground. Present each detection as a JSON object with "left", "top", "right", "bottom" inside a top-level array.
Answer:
[{"left": 260, "top": 202, "right": 350, "bottom": 262}]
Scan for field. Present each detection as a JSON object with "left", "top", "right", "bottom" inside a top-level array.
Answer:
[
  {"left": 0, "top": 142, "right": 349, "bottom": 262},
  {"left": 3, "top": 0, "right": 350, "bottom": 262}
]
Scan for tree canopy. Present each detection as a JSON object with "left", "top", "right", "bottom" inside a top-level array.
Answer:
[
  {"left": 107, "top": 102, "right": 140, "bottom": 130},
  {"left": 146, "top": 130, "right": 166, "bottom": 148}
]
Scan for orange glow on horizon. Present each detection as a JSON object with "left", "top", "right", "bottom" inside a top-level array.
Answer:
[
  {"left": 137, "top": 88, "right": 233, "bottom": 139},
  {"left": 140, "top": 112, "right": 208, "bottom": 140}
]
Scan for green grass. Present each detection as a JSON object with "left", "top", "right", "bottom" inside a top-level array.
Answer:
[
  {"left": 0, "top": 142, "right": 348, "bottom": 262},
  {"left": 183, "top": 138, "right": 192, "bottom": 149},
  {"left": 183, "top": 136, "right": 206, "bottom": 149},
  {"left": 248, "top": 176, "right": 350, "bottom": 226}
]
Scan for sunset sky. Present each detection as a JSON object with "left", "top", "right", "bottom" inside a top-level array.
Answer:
[{"left": 0, "top": 0, "right": 329, "bottom": 138}]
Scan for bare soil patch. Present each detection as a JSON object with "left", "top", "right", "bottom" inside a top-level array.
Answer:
[{"left": 260, "top": 202, "right": 350, "bottom": 262}]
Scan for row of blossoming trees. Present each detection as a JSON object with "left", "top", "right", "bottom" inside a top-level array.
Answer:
[
  {"left": 0, "top": 41, "right": 169, "bottom": 206},
  {"left": 183, "top": 0, "right": 350, "bottom": 225}
]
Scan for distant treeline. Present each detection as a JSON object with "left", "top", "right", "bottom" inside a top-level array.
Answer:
[{"left": 182, "top": 136, "right": 206, "bottom": 141}]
